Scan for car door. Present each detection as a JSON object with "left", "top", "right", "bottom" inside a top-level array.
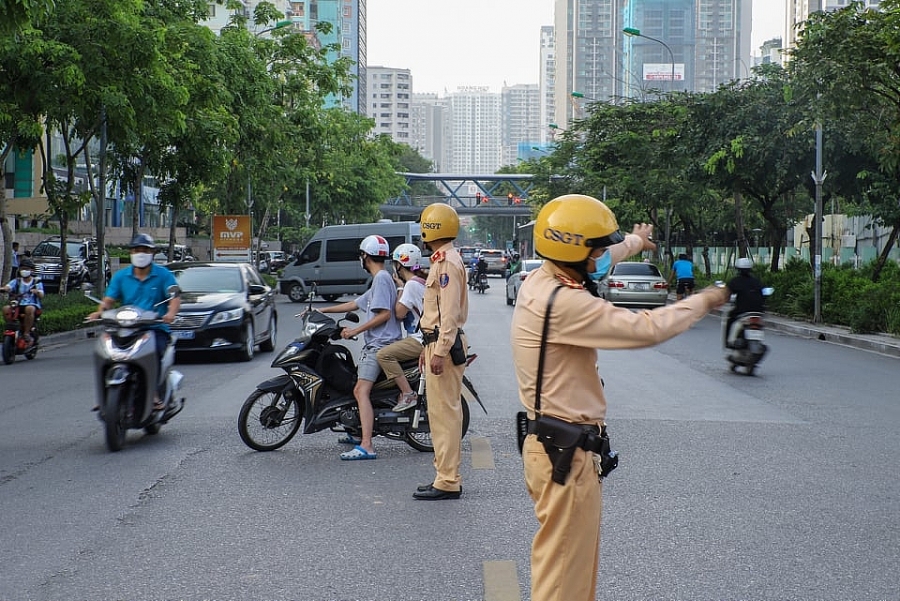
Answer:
[{"left": 244, "top": 265, "right": 272, "bottom": 342}]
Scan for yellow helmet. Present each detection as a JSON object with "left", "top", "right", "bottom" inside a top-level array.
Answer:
[
  {"left": 534, "top": 194, "right": 624, "bottom": 263},
  {"left": 419, "top": 203, "right": 459, "bottom": 242}
]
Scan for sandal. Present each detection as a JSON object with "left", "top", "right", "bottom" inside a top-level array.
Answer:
[
  {"left": 337, "top": 434, "right": 361, "bottom": 445},
  {"left": 340, "top": 445, "right": 377, "bottom": 461}
]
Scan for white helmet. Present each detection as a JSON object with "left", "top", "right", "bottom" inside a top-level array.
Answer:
[
  {"left": 735, "top": 257, "right": 753, "bottom": 270},
  {"left": 392, "top": 243, "right": 422, "bottom": 269},
  {"left": 359, "top": 235, "right": 390, "bottom": 258}
]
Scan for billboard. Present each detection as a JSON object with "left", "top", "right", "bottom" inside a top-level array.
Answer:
[
  {"left": 212, "top": 215, "right": 252, "bottom": 262},
  {"left": 643, "top": 63, "right": 685, "bottom": 81}
]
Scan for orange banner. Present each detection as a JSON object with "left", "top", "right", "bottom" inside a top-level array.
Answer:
[{"left": 212, "top": 215, "right": 252, "bottom": 261}]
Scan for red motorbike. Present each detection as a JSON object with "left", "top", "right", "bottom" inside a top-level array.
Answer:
[{"left": 2, "top": 291, "right": 40, "bottom": 365}]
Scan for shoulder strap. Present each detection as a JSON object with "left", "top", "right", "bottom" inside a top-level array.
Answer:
[{"left": 534, "top": 285, "right": 563, "bottom": 416}]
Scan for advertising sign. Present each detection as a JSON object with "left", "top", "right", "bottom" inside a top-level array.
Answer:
[
  {"left": 212, "top": 215, "right": 252, "bottom": 262},
  {"left": 642, "top": 63, "right": 685, "bottom": 81}
]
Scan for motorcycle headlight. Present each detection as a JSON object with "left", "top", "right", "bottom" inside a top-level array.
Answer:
[
  {"left": 115, "top": 308, "right": 141, "bottom": 327},
  {"left": 209, "top": 308, "right": 243, "bottom": 325}
]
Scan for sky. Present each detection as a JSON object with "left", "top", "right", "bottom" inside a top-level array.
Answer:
[{"left": 366, "top": 0, "right": 784, "bottom": 94}]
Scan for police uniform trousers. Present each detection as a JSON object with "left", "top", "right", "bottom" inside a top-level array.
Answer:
[
  {"left": 424, "top": 334, "right": 466, "bottom": 492},
  {"left": 523, "top": 434, "right": 603, "bottom": 601}
]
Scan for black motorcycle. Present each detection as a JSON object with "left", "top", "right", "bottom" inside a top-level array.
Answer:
[{"left": 237, "top": 290, "right": 485, "bottom": 453}]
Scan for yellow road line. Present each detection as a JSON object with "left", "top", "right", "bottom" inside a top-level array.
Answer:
[
  {"left": 470, "top": 435, "right": 495, "bottom": 469},
  {"left": 483, "top": 560, "right": 521, "bottom": 601}
]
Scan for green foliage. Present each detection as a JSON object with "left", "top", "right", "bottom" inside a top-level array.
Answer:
[{"left": 35, "top": 290, "right": 95, "bottom": 334}]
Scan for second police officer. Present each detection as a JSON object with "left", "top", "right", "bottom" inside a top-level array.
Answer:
[{"left": 510, "top": 194, "right": 730, "bottom": 601}]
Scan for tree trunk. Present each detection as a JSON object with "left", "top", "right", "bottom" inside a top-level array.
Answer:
[
  {"left": 132, "top": 157, "right": 146, "bottom": 238},
  {"left": 871, "top": 219, "right": 900, "bottom": 282},
  {"left": 0, "top": 138, "right": 16, "bottom": 283},
  {"left": 733, "top": 189, "right": 748, "bottom": 258},
  {"left": 701, "top": 244, "right": 711, "bottom": 277},
  {"left": 168, "top": 200, "right": 177, "bottom": 260}
]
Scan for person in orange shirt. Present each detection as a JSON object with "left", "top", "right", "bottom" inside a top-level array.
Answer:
[{"left": 511, "top": 194, "right": 730, "bottom": 601}]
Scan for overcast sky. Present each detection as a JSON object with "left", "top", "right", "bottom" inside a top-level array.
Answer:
[{"left": 366, "top": 0, "right": 784, "bottom": 94}]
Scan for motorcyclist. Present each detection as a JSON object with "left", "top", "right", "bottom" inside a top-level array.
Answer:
[
  {"left": 474, "top": 255, "right": 489, "bottom": 288},
  {"left": 87, "top": 233, "right": 180, "bottom": 411},
  {"left": 725, "top": 257, "right": 765, "bottom": 347},
  {"left": 1, "top": 258, "right": 44, "bottom": 345}
]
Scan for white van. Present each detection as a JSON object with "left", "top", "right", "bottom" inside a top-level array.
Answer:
[{"left": 279, "top": 221, "right": 422, "bottom": 302}]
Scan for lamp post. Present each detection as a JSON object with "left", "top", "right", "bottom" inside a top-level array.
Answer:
[
  {"left": 253, "top": 19, "right": 293, "bottom": 37},
  {"left": 623, "top": 27, "right": 676, "bottom": 92},
  {"left": 811, "top": 121, "right": 827, "bottom": 323}
]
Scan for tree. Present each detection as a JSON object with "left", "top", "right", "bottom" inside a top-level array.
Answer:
[
  {"left": 789, "top": 0, "right": 900, "bottom": 280},
  {"left": 0, "top": 0, "right": 55, "bottom": 35}
]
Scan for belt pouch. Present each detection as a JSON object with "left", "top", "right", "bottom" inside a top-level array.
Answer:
[
  {"left": 449, "top": 331, "right": 467, "bottom": 365},
  {"left": 516, "top": 412, "right": 528, "bottom": 454},
  {"left": 534, "top": 416, "right": 588, "bottom": 485}
]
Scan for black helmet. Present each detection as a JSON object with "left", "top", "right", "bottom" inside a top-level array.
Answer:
[
  {"left": 19, "top": 258, "right": 35, "bottom": 270},
  {"left": 128, "top": 233, "right": 156, "bottom": 250},
  {"left": 512, "top": 252, "right": 520, "bottom": 260}
]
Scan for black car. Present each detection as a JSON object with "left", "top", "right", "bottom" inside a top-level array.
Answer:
[
  {"left": 31, "top": 236, "right": 112, "bottom": 292},
  {"left": 166, "top": 262, "right": 278, "bottom": 362}
]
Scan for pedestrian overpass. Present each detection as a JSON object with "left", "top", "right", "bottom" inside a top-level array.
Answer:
[{"left": 380, "top": 173, "right": 536, "bottom": 219}]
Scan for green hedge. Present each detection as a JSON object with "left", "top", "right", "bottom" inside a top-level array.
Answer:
[{"left": 35, "top": 292, "right": 96, "bottom": 335}]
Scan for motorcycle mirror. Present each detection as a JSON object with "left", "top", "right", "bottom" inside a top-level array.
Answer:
[
  {"left": 344, "top": 312, "right": 360, "bottom": 323},
  {"left": 762, "top": 287, "right": 774, "bottom": 296}
]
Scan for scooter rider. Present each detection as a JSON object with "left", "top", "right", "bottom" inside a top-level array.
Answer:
[
  {"left": 1, "top": 257, "right": 44, "bottom": 345},
  {"left": 725, "top": 257, "right": 765, "bottom": 347},
  {"left": 87, "top": 233, "right": 180, "bottom": 411},
  {"left": 510, "top": 194, "right": 730, "bottom": 601}
]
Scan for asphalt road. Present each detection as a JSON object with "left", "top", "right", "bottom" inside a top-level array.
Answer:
[{"left": 1, "top": 278, "right": 898, "bottom": 601}]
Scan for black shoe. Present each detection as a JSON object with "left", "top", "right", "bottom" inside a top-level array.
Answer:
[
  {"left": 417, "top": 483, "right": 463, "bottom": 492},
  {"left": 413, "top": 485, "right": 461, "bottom": 500}
]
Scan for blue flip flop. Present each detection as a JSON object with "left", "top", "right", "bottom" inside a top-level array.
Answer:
[
  {"left": 340, "top": 445, "right": 377, "bottom": 461},
  {"left": 338, "top": 434, "right": 361, "bottom": 445}
]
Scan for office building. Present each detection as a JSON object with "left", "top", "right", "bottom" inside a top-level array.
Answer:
[
  {"left": 501, "top": 84, "right": 542, "bottom": 166},
  {"left": 539, "top": 26, "right": 557, "bottom": 144},
  {"left": 367, "top": 67, "right": 412, "bottom": 143},
  {"left": 410, "top": 94, "right": 448, "bottom": 172},
  {"left": 445, "top": 87, "right": 502, "bottom": 174}
]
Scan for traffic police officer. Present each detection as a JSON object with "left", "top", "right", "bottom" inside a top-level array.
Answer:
[
  {"left": 414, "top": 203, "right": 469, "bottom": 500},
  {"left": 511, "top": 194, "right": 729, "bottom": 601}
]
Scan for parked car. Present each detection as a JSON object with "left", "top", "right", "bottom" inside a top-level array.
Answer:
[
  {"left": 166, "top": 262, "right": 278, "bottom": 362},
  {"left": 262, "top": 251, "right": 287, "bottom": 273},
  {"left": 30, "top": 236, "right": 111, "bottom": 292},
  {"left": 598, "top": 262, "right": 669, "bottom": 307},
  {"left": 505, "top": 259, "right": 544, "bottom": 305},
  {"left": 476, "top": 249, "right": 508, "bottom": 276}
]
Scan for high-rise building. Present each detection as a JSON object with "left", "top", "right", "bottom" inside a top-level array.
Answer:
[
  {"left": 539, "top": 26, "right": 557, "bottom": 144},
  {"left": 410, "top": 94, "right": 448, "bottom": 172},
  {"left": 445, "top": 87, "right": 502, "bottom": 174},
  {"left": 552, "top": 0, "right": 751, "bottom": 129},
  {"left": 784, "top": 0, "right": 879, "bottom": 50},
  {"left": 501, "top": 84, "right": 542, "bottom": 167},
  {"left": 366, "top": 67, "right": 412, "bottom": 143}
]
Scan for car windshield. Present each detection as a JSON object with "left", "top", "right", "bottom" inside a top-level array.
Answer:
[
  {"left": 32, "top": 241, "right": 85, "bottom": 258},
  {"left": 613, "top": 263, "right": 662, "bottom": 277},
  {"left": 522, "top": 260, "right": 543, "bottom": 272},
  {"left": 173, "top": 267, "right": 244, "bottom": 293}
]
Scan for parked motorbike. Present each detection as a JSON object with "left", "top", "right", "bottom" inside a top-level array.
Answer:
[
  {"left": 238, "top": 287, "right": 486, "bottom": 453},
  {"left": 84, "top": 284, "right": 185, "bottom": 452},
  {"left": 722, "top": 287, "right": 774, "bottom": 376},
  {"left": 2, "top": 283, "right": 41, "bottom": 365}
]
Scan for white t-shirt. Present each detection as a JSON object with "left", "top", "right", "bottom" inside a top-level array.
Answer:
[{"left": 399, "top": 277, "right": 426, "bottom": 343}]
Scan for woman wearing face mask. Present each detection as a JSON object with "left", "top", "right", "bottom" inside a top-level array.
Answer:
[
  {"left": 510, "top": 194, "right": 730, "bottom": 601},
  {"left": 88, "top": 233, "right": 180, "bottom": 411}
]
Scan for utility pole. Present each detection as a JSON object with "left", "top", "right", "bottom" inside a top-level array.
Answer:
[{"left": 811, "top": 122, "right": 827, "bottom": 323}]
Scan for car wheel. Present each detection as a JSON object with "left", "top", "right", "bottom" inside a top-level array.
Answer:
[
  {"left": 287, "top": 283, "right": 307, "bottom": 303},
  {"left": 322, "top": 294, "right": 339, "bottom": 302},
  {"left": 259, "top": 313, "right": 277, "bottom": 352},
  {"left": 237, "top": 320, "right": 255, "bottom": 362}
]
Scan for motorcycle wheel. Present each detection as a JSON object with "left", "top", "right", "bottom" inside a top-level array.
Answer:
[
  {"left": 404, "top": 393, "right": 471, "bottom": 453},
  {"left": 104, "top": 385, "right": 128, "bottom": 452},
  {"left": 2, "top": 335, "right": 14, "bottom": 365},
  {"left": 238, "top": 389, "right": 303, "bottom": 451},
  {"left": 25, "top": 340, "right": 38, "bottom": 360}
]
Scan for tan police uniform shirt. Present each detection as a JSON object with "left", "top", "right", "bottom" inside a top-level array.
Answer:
[
  {"left": 420, "top": 241, "right": 468, "bottom": 357},
  {"left": 510, "top": 234, "right": 722, "bottom": 426}
]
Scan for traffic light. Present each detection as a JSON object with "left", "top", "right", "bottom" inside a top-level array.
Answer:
[
  {"left": 513, "top": 196, "right": 522, "bottom": 204},
  {"left": 507, "top": 193, "right": 514, "bottom": 206},
  {"left": 475, "top": 192, "right": 482, "bottom": 204}
]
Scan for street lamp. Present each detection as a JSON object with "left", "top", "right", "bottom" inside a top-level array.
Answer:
[
  {"left": 254, "top": 19, "right": 293, "bottom": 37},
  {"left": 623, "top": 27, "right": 676, "bottom": 92}
]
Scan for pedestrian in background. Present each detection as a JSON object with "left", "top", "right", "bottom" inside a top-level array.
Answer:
[
  {"left": 11, "top": 241, "right": 19, "bottom": 279},
  {"left": 511, "top": 194, "right": 729, "bottom": 601},
  {"left": 413, "top": 203, "right": 469, "bottom": 500}
]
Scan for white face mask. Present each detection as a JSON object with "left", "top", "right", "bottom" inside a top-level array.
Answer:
[
  {"left": 131, "top": 253, "right": 154, "bottom": 268},
  {"left": 18, "top": 270, "right": 32, "bottom": 278}
]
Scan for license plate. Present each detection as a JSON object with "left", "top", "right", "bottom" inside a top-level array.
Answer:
[
  {"left": 172, "top": 330, "right": 195, "bottom": 340},
  {"left": 744, "top": 329, "right": 764, "bottom": 340},
  {"left": 631, "top": 283, "right": 649, "bottom": 291},
  {"left": 42, "top": 274, "right": 57, "bottom": 281}
]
